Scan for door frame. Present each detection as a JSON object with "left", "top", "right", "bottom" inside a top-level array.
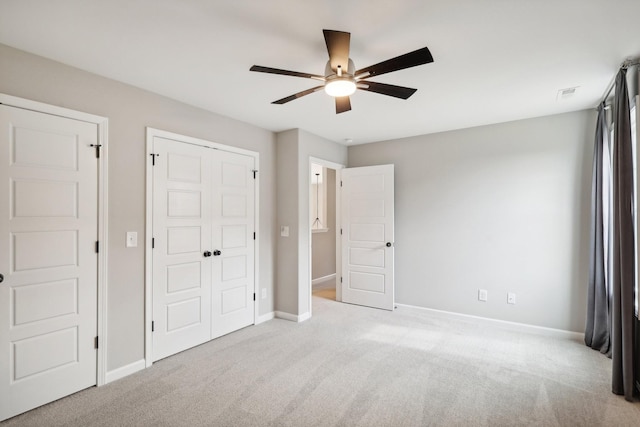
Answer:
[
  {"left": 0, "top": 93, "right": 109, "bottom": 386},
  {"left": 308, "top": 157, "right": 344, "bottom": 318},
  {"left": 144, "top": 128, "right": 259, "bottom": 367}
]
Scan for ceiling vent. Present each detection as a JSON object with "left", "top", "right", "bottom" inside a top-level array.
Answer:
[{"left": 557, "top": 86, "right": 579, "bottom": 101}]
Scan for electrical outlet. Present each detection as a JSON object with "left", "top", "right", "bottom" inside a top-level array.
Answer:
[
  {"left": 478, "top": 289, "right": 488, "bottom": 302},
  {"left": 261, "top": 288, "right": 267, "bottom": 299},
  {"left": 507, "top": 292, "right": 516, "bottom": 305}
]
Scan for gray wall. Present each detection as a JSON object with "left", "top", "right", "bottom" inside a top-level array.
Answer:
[
  {"left": 312, "top": 168, "right": 336, "bottom": 281},
  {"left": 276, "top": 129, "right": 347, "bottom": 317},
  {"left": 348, "top": 110, "right": 595, "bottom": 332},
  {"left": 275, "top": 129, "right": 299, "bottom": 315},
  {"left": 0, "top": 44, "right": 277, "bottom": 372}
]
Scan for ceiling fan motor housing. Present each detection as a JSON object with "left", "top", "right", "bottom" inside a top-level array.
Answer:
[{"left": 325, "top": 58, "right": 356, "bottom": 78}]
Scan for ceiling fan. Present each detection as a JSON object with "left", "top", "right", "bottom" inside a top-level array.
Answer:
[{"left": 250, "top": 29, "right": 434, "bottom": 114}]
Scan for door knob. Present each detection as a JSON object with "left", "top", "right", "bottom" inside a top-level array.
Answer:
[
  {"left": 213, "top": 250, "right": 222, "bottom": 256},
  {"left": 0, "top": 273, "right": 3, "bottom": 283},
  {"left": 203, "top": 251, "right": 212, "bottom": 257},
  {"left": 386, "top": 242, "right": 392, "bottom": 247}
]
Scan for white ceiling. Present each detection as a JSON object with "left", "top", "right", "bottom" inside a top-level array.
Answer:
[{"left": 1, "top": 0, "right": 640, "bottom": 145}]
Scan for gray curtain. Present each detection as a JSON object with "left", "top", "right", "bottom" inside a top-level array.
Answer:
[
  {"left": 585, "top": 102, "right": 611, "bottom": 354},
  {"left": 610, "top": 68, "right": 636, "bottom": 401}
]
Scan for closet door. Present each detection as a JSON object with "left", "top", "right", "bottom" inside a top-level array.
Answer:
[
  {"left": 0, "top": 105, "right": 98, "bottom": 420},
  {"left": 211, "top": 150, "right": 255, "bottom": 339},
  {"left": 150, "top": 130, "right": 256, "bottom": 361},
  {"left": 152, "top": 137, "right": 212, "bottom": 361}
]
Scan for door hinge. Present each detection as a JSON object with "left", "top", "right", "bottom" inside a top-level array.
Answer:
[
  {"left": 253, "top": 232, "right": 256, "bottom": 240},
  {"left": 150, "top": 153, "right": 159, "bottom": 166},
  {"left": 340, "top": 180, "right": 343, "bottom": 187},
  {"left": 95, "top": 241, "right": 99, "bottom": 253},
  {"left": 252, "top": 169, "right": 258, "bottom": 179},
  {"left": 152, "top": 238, "right": 155, "bottom": 249},
  {"left": 340, "top": 228, "right": 343, "bottom": 235},
  {"left": 90, "top": 144, "right": 102, "bottom": 158},
  {"left": 253, "top": 293, "right": 256, "bottom": 301},
  {"left": 151, "top": 321, "right": 155, "bottom": 332},
  {"left": 94, "top": 336, "right": 99, "bottom": 349},
  {"left": 340, "top": 277, "right": 343, "bottom": 283}
]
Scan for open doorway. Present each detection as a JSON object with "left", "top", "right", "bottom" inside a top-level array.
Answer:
[{"left": 309, "top": 158, "right": 343, "bottom": 311}]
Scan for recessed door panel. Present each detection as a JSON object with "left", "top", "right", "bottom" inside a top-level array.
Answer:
[
  {"left": 222, "top": 255, "right": 247, "bottom": 281},
  {"left": 167, "top": 191, "right": 201, "bottom": 218},
  {"left": 222, "top": 194, "right": 247, "bottom": 217},
  {"left": 12, "top": 231, "right": 77, "bottom": 272},
  {"left": 166, "top": 227, "right": 201, "bottom": 255},
  {"left": 351, "top": 174, "right": 385, "bottom": 193},
  {"left": 221, "top": 161, "right": 247, "bottom": 187},
  {"left": 11, "top": 126, "right": 78, "bottom": 170},
  {"left": 221, "top": 286, "right": 247, "bottom": 314},
  {"left": 166, "top": 298, "right": 201, "bottom": 332},
  {"left": 13, "top": 279, "right": 78, "bottom": 326},
  {"left": 166, "top": 262, "right": 201, "bottom": 294},
  {"left": 13, "top": 179, "right": 78, "bottom": 218},
  {"left": 349, "top": 247, "right": 385, "bottom": 268},
  {"left": 13, "top": 327, "right": 78, "bottom": 380},
  {"left": 0, "top": 105, "right": 98, "bottom": 421},
  {"left": 222, "top": 225, "right": 246, "bottom": 249},
  {"left": 349, "top": 272, "right": 385, "bottom": 293},
  {"left": 167, "top": 153, "right": 201, "bottom": 183},
  {"left": 351, "top": 198, "right": 385, "bottom": 218},
  {"left": 350, "top": 224, "right": 385, "bottom": 243}
]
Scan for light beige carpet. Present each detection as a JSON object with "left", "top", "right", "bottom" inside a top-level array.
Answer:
[{"left": 3, "top": 287, "right": 639, "bottom": 426}]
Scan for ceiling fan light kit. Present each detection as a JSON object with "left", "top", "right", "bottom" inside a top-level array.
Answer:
[{"left": 250, "top": 29, "right": 434, "bottom": 114}]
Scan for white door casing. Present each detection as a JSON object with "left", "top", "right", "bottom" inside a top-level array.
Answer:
[
  {"left": 0, "top": 104, "right": 100, "bottom": 420},
  {"left": 341, "top": 164, "right": 395, "bottom": 311},
  {"left": 147, "top": 129, "right": 257, "bottom": 363},
  {"left": 151, "top": 137, "right": 212, "bottom": 361}
]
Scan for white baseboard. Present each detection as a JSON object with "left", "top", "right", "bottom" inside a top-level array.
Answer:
[
  {"left": 105, "top": 359, "right": 146, "bottom": 384},
  {"left": 298, "top": 311, "right": 311, "bottom": 322},
  {"left": 312, "top": 273, "right": 336, "bottom": 286},
  {"left": 396, "top": 303, "right": 585, "bottom": 341},
  {"left": 256, "top": 311, "right": 275, "bottom": 324},
  {"left": 275, "top": 311, "right": 311, "bottom": 323}
]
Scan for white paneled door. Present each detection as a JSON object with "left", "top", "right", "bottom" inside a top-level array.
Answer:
[
  {"left": 0, "top": 105, "right": 98, "bottom": 420},
  {"left": 341, "top": 165, "right": 395, "bottom": 310},
  {"left": 211, "top": 150, "right": 255, "bottom": 339},
  {"left": 151, "top": 137, "right": 213, "bottom": 361},
  {"left": 151, "top": 135, "right": 255, "bottom": 361}
]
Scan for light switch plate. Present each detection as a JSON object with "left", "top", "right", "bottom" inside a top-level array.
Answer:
[
  {"left": 126, "top": 231, "right": 138, "bottom": 247},
  {"left": 280, "top": 226, "right": 289, "bottom": 237}
]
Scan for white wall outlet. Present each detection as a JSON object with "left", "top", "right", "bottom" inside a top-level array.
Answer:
[
  {"left": 261, "top": 288, "right": 267, "bottom": 299},
  {"left": 478, "top": 289, "right": 488, "bottom": 302},
  {"left": 507, "top": 292, "right": 516, "bottom": 304},
  {"left": 126, "top": 231, "right": 138, "bottom": 248},
  {"left": 280, "top": 226, "right": 289, "bottom": 237}
]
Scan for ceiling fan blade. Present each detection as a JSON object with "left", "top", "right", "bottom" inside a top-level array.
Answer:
[
  {"left": 323, "top": 29, "right": 351, "bottom": 73},
  {"left": 250, "top": 65, "right": 325, "bottom": 81},
  {"left": 355, "top": 46, "right": 434, "bottom": 78},
  {"left": 358, "top": 81, "right": 417, "bottom": 99},
  {"left": 272, "top": 86, "right": 325, "bottom": 104},
  {"left": 335, "top": 96, "right": 351, "bottom": 114}
]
